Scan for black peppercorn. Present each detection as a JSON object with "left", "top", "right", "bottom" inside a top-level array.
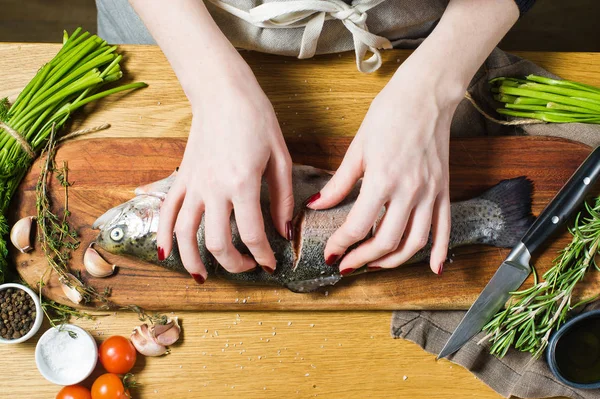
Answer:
[{"left": 0, "top": 288, "right": 36, "bottom": 340}]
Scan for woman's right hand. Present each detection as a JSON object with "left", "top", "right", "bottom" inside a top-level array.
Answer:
[{"left": 156, "top": 61, "right": 293, "bottom": 284}]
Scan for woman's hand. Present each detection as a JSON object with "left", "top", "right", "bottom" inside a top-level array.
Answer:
[
  {"left": 307, "top": 62, "right": 463, "bottom": 276},
  {"left": 304, "top": 0, "right": 519, "bottom": 276},
  {"left": 156, "top": 63, "right": 293, "bottom": 283}
]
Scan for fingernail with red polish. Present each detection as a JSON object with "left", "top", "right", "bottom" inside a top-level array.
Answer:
[
  {"left": 262, "top": 266, "right": 275, "bottom": 275},
  {"left": 304, "top": 192, "right": 321, "bottom": 207},
  {"left": 368, "top": 266, "right": 382, "bottom": 272},
  {"left": 340, "top": 268, "right": 354, "bottom": 276},
  {"left": 157, "top": 247, "right": 165, "bottom": 261},
  {"left": 191, "top": 273, "right": 205, "bottom": 284},
  {"left": 325, "top": 254, "right": 340, "bottom": 266},
  {"left": 286, "top": 221, "right": 294, "bottom": 241},
  {"left": 437, "top": 262, "right": 444, "bottom": 276}
]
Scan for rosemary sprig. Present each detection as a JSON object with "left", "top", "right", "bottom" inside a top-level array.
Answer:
[{"left": 481, "top": 197, "right": 600, "bottom": 358}]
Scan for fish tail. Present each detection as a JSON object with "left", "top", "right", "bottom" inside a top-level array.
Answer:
[{"left": 478, "top": 176, "right": 535, "bottom": 247}]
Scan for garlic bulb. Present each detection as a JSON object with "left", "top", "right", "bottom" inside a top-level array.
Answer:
[
  {"left": 10, "top": 216, "right": 35, "bottom": 253},
  {"left": 84, "top": 244, "right": 116, "bottom": 277},
  {"left": 151, "top": 317, "right": 181, "bottom": 346},
  {"left": 131, "top": 324, "right": 168, "bottom": 356},
  {"left": 131, "top": 317, "right": 181, "bottom": 356}
]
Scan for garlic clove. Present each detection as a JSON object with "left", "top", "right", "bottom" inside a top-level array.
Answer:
[
  {"left": 131, "top": 324, "right": 167, "bottom": 356},
  {"left": 152, "top": 317, "right": 181, "bottom": 346},
  {"left": 10, "top": 216, "right": 35, "bottom": 253},
  {"left": 59, "top": 273, "right": 83, "bottom": 304},
  {"left": 84, "top": 244, "right": 116, "bottom": 278}
]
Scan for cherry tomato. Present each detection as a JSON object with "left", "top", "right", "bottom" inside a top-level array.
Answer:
[
  {"left": 91, "top": 373, "right": 130, "bottom": 399},
  {"left": 56, "top": 385, "right": 92, "bottom": 399},
  {"left": 99, "top": 335, "right": 137, "bottom": 374}
]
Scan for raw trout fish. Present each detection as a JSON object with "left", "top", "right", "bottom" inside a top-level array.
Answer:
[{"left": 93, "top": 165, "right": 534, "bottom": 293}]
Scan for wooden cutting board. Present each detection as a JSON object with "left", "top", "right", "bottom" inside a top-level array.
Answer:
[{"left": 10, "top": 135, "right": 599, "bottom": 310}]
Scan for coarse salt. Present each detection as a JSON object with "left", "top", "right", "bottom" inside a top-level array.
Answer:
[{"left": 37, "top": 327, "right": 96, "bottom": 385}]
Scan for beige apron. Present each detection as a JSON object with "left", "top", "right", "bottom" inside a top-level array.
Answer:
[{"left": 96, "top": 0, "right": 449, "bottom": 72}]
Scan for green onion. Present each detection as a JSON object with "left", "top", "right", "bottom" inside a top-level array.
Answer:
[
  {"left": 0, "top": 28, "right": 147, "bottom": 282},
  {"left": 491, "top": 74, "right": 600, "bottom": 123}
]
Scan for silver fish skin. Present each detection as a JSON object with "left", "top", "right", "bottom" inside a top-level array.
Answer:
[{"left": 93, "top": 165, "right": 534, "bottom": 293}]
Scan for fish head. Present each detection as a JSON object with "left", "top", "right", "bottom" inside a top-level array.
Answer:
[{"left": 92, "top": 195, "right": 162, "bottom": 258}]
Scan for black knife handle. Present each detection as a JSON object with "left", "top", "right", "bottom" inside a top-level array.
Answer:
[{"left": 522, "top": 146, "right": 600, "bottom": 255}]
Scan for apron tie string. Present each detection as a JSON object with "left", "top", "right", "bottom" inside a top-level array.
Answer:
[{"left": 208, "top": 0, "right": 393, "bottom": 73}]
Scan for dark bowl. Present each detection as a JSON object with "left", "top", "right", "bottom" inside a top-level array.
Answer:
[{"left": 546, "top": 309, "right": 600, "bottom": 389}]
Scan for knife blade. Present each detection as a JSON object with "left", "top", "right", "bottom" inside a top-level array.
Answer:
[{"left": 438, "top": 145, "right": 600, "bottom": 360}]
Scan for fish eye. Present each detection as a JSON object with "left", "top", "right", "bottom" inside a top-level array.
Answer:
[{"left": 110, "top": 227, "right": 124, "bottom": 242}]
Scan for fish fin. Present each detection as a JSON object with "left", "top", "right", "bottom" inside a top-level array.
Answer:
[
  {"left": 134, "top": 169, "right": 177, "bottom": 196},
  {"left": 285, "top": 275, "right": 342, "bottom": 293},
  {"left": 478, "top": 176, "right": 535, "bottom": 247}
]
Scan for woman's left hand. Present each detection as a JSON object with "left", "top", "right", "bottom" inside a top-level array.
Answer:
[{"left": 306, "top": 63, "right": 464, "bottom": 276}]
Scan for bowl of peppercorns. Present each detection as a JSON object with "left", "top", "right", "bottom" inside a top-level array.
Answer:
[{"left": 0, "top": 283, "right": 43, "bottom": 344}]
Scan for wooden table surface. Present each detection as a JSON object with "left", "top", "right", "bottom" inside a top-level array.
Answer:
[{"left": 2, "top": 43, "right": 600, "bottom": 398}]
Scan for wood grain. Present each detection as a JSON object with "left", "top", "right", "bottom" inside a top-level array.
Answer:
[
  {"left": 3, "top": 44, "right": 600, "bottom": 398},
  {"left": 12, "top": 135, "right": 598, "bottom": 311},
  {"left": 4, "top": 311, "right": 504, "bottom": 399}
]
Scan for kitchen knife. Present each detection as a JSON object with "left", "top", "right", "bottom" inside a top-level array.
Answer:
[{"left": 437, "top": 145, "right": 600, "bottom": 360}]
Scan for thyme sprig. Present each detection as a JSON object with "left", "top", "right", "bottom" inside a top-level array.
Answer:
[
  {"left": 481, "top": 197, "right": 600, "bottom": 359},
  {"left": 36, "top": 125, "right": 110, "bottom": 305},
  {"left": 122, "top": 304, "right": 169, "bottom": 325}
]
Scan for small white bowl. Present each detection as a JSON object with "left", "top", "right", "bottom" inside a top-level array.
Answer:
[
  {"left": 0, "top": 283, "right": 43, "bottom": 344},
  {"left": 35, "top": 324, "right": 98, "bottom": 385}
]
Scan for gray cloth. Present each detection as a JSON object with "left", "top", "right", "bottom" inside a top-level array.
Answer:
[
  {"left": 96, "top": 0, "right": 447, "bottom": 59},
  {"left": 97, "top": 0, "right": 155, "bottom": 45},
  {"left": 96, "top": 1, "right": 600, "bottom": 396},
  {"left": 392, "top": 301, "right": 600, "bottom": 399}
]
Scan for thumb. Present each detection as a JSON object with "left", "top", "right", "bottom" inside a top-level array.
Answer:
[
  {"left": 308, "top": 144, "right": 363, "bottom": 210},
  {"left": 266, "top": 155, "right": 295, "bottom": 240}
]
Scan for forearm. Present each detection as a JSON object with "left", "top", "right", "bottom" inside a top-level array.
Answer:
[
  {"left": 129, "top": 0, "right": 250, "bottom": 104},
  {"left": 394, "top": 0, "right": 519, "bottom": 104}
]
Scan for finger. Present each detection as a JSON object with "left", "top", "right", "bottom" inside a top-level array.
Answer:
[
  {"left": 306, "top": 140, "right": 363, "bottom": 210},
  {"left": 338, "top": 201, "right": 410, "bottom": 273},
  {"left": 173, "top": 198, "right": 208, "bottom": 283},
  {"left": 266, "top": 154, "right": 294, "bottom": 240},
  {"left": 428, "top": 190, "right": 451, "bottom": 275},
  {"left": 369, "top": 201, "right": 434, "bottom": 270},
  {"left": 156, "top": 180, "right": 185, "bottom": 261},
  {"left": 204, "top": 200, "right": 256, "bottom": 273},
  {"left": 233, "top": 190, "right": 277, "bottom": 274},
  {"left": 324, "top": 180, "right": 386, "bottom": 265}
]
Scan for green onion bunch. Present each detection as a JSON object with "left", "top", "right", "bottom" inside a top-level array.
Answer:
[
  {"left": 491, "top": 74, "right": 600, "bottom": 123},
  {"left": 0, "top": 28, "right": 147, "bottom": 282}
]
